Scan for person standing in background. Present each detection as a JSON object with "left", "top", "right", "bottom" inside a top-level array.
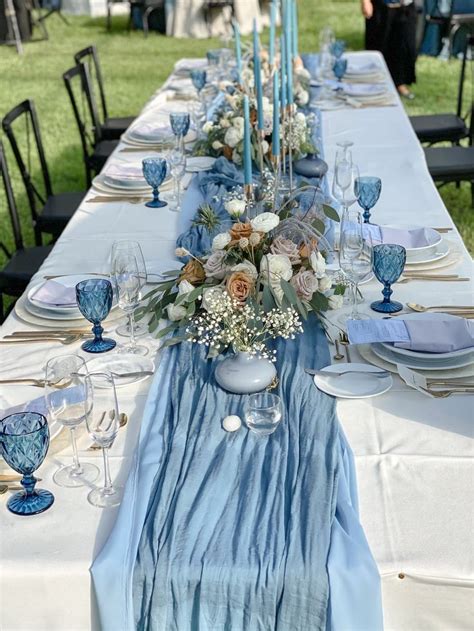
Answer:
[{"left": 361, "top": 0, "right": 418, "bottom": 100}]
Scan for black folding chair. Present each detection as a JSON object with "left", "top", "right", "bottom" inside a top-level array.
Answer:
[
  {"left": 0, "top": 140, "right": 52, "bottom": 322},
  {"left": 129, "top": 0, "right": 165, "bottom": 37},
  {"left": 63, "top": 63, "right": 118, "bottom": 187},
  {"left": 2, "top": 99, "right": 85, "bottom": 247},
  {"left": 410, "top": 34, "right": 472, "bottom": 145},
  {"left": 424, "top": 103, "right": 474, "bottom": 205},
  {"left": 74, "top": 45, "right": 135, "bottom": 141}
]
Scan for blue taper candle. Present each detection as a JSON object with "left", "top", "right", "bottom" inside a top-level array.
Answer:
[
  {"left": 233, "top": 20, "right": 242, "bottom": 84},
  {"left": 285, "top": 11, "right": 294, "bottom": 105},
  {"left": 253, "top": 19, "right": 265, "bottom": 131},
  {"left": 292, "top": 1, "right": 298, "bottom": 58},
  {"left": 280, "top": 35, "right": 287, "bottom": 110},
  {"left": 272, "top": 69, "right": 280, "bottom": 157},
  {"left": 269, "top": 2, "right": 276, "bottom": 66},
  {"left": 243, "top": 95, "right": 252, "bottom": 186}
]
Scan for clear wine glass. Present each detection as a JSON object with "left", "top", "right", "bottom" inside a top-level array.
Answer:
[
  {"left": 167, "top": 149, "right": 187, "bottom": 211},
  {"left": 333, "top": 160, "right": 359, "bottom": 215},
  {"left": 110, "top": 251, "right": 148, "bottom": 356},
  {"left": 112, "top": 241, "right": 148, "bottom": 339},
  {"left": 339, "top": 210, "right": 373, "bottom": 321},
  {"left": 84, "top": 373, "right": 123, "bottom": 509},
  {"left": 44, "top": 355, "right": 98, "bottom": 488}
]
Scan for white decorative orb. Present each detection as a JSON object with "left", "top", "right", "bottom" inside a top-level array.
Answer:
[{"left": 222, "top": 415, "right": 242, "bottom": 432}]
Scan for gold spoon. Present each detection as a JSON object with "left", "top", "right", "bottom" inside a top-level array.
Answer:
[{"left": 407, "top": 302, "right": 474, "bottom": 313}]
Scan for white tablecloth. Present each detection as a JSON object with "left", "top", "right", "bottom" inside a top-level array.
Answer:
[{"left": 0, "top": 52, "right": 473, "bottom": 630}]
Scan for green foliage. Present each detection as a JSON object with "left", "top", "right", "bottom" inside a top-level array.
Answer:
[{"left": 191, "top": 204, "right": 221, "bottom": 235}]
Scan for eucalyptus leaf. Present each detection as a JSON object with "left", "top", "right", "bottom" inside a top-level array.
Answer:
[
  {"left": 311, "top": 217, "right": 326, "bottom": 236},
  {"left": 323, "top": 204, "right": 340, "bottom": 222},
  {"left": 309, "top": 291, "right": 330, "bottom": 312},
  {"left": 156, "top": 322, "right": 180, "bottom": 339},
  {"left": 161, "top": 336, "right": 187, "bottom": 348},
  {"left": 262, "top": 284, "right": 276, "bottom": 312}
]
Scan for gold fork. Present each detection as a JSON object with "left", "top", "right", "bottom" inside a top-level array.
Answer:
[{"left": 421, "top": 386, "right": 474, "bottom": 398}]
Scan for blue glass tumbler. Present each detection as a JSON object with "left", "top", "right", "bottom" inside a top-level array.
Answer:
[
  {"left": 355, "top": 176, "right": 382, "bottom": 223},
  {"left": 76, "top": 278, "right": 116, "bottom": 352},
  {"left": 142, "top": 157, "right": 168, "bottom": 208},
  {"left": 371, "top": 244, "right": 406, "bottom": 313},
  {"left": 0, "top": 412, "right": 54, "bottom": 516},
  {"left": 333, "top": 58, "right": 348, "bottom": 83}
]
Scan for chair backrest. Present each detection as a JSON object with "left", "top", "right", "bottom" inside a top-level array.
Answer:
[
  {"left": 456, "top": 34, "right": 473, "bottom": 118},
  {"left": 63, "top": 63, "right": 102, "bottom": 185},
  {"left": 0, "top": 140, "right": 24, "bottom": 253},
  {"left": 74, "top": 44, "right": 108, "bottom": 123},
  {"left": 2, "top": 99, "right": 52, "bottom": 225}
]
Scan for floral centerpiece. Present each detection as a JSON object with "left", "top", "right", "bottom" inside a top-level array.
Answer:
[
  {"left": 140, "top": 200, "right": 344, "bottom": 365},
  {"left": 193, "top": 90, "right": 314, "bottom": 167}
]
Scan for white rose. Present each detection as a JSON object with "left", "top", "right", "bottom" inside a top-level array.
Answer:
[
  {"left": 296, "top": 67, "right": 311, "bottom": 80},
  {"left": 318, "top": 275, "right": 332, "bottom": 292},
  {"left": 250, "top": 212, "right": 280, "bottom": 233},
  {"left": 224, "top": 127, "right": 242, "bottom": 148},
  {"left": 260, "top": 254, "right": 293, "bottom": 285},
  {"left": 328, "top": 294, "right": 344, "bottom": 310},
  {"left": 262, "top": 96, "right": 271, "bottom": 111},
  {"left": 310, "top": 251, "right": 326, "bottom": 278},
  {"left": 167, "top": 303, "right": 187, "bottom": 321},
  {"left": 232, "top": 116, "right": 244, "bottom": 130},
  {"left": 224, "top": 198, "right": 246, "bottom": 218},
  {"left": 212, "top": 140, "right": 224, "bottom": 150},
  {"left": 295, "top": 112, "right": 307, "bottom": 125},
  {"left": 177, "top": 279, "right": 195, "bottom": 299},
  {"left": 297, "top": 90, "right": 310, "bottom": 106},
  {"left": 212, "top": 231, "right": 231, "bottom": 251},
  {"left": 201, "top": 286, "right": 225, "bottom": 312},
  {"left": 261, "top": 140, "right": 270, "bottom": 155},
  {"left": 231, "top": 261, "right": 258, "bottom": 281},
  {"left": 232, "top": 149, "right": 242, "bottom": 165},
  {"left": 220, "top": 118, "right": 231, "bottom": 128},
  {"left": 202, "top": 121, "right": 214, "bottom": 134}
]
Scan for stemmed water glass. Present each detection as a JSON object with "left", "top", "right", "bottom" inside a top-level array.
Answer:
[
  {"left": 355, "top": 176, "right": 382, "bottom": 224},
  {"left": 142, "top": 157, "right": 168, "bottom": 208},
  {"left": 84, "top": 373, "right": 123, "bottom": 509},
  {"left": 0, "top": 412, "right": 54, "bottom": 515},
  {"left": 110, "top": 250, "right": 148, "bottom": 356},
  {"left": 190, "top": 69, "right": 207, "bottom": 118},
  {"left": 45, "top": 355, "right": 99, "bottom": 488},
  {"left": 169, "top": 112, "right": 190, "bottom": 153},
  {"left": 330, "top": 39, "right": 346, "bottom": 59},
  {"left": 333, "top": 158, "right": 359, "bottom": 215},
  {"left": 371, "top": 244, "right": 407, "bottom": 313},
  {"left": 167, "top": 149, "right": 187, "bottom": 211},
  {"left": 112, "top": 241, "right": 148, "bottom": 338},
  {"left": 76, "top": 278, "right": 116, "bottom": 353},
  {"left": 340, "top": 210, "right": 373, "bottom": 321}
]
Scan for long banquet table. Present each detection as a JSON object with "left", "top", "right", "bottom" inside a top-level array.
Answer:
[{"left": 0, "top": 51, "right": 473, "bottom": 630}]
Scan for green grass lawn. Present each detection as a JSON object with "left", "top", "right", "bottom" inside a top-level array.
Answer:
[{"left": 0, "top": 0, "right": 472, "bottom": 268}]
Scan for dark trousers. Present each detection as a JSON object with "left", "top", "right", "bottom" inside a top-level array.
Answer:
[{"left": 365, "top": 0, "right": 417, "bottom": 87}]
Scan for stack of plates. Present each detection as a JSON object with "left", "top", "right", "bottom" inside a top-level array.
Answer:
[
  {"left": 92, "top": 172, "right": 172, "bottom": 197},
  {"left": 124, "top": 123, "right": 197, "bottom": 147},
  {"left": 15, "top": 275, "right": 120, "bottom": 328},
  {"left": 342, "top": 83, "right": 388, "bottom": 98},
  {"left": 345, "top": 61, "right": 385, "bottom": 83},
  {"left": 370, "top": 313, "right": 474, "bottom": 374}
]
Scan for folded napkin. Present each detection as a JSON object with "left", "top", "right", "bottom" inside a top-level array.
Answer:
[
  {"left": 348, "top": 315, "right": 474, "bottom": 353},
  {"left": 131, "top": 121, "right": 171, "bottom": 139},
  {"left": 362, "top": 224, "right": 435, "bottom": 249},
  {"left": 31, "top": 280, "right": 77, "bottom": 307},
  {"left": 105, "top": 163, "right": 145, "bottom": 181}
]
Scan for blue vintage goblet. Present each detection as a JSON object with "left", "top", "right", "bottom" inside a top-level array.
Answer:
[
  {"left": 355, "top": 176, "right": 382, "bottom": 223},
  {"left": 76, "top": 278, "right": 116, "bottom": 352},
  {"left": 191, "top": 69, "right": 207, "bottom": 92},
  {"left": 142, "top": 157, "right": 168, "bottom": 208},
  {"left": 0, "top": 412, "right": 54, "bottom": 516},
  {"left": 371, "top": 244, "right": 407, "bottom": 313},
  {"left": 333, "top": 58, "right": 348, "bottom": 83},
  {"left": 330, "top": 39, "right": 346, "bottom": 59},
  {"left": 170, "top": 112, "right": 190, "bottom": 152}
]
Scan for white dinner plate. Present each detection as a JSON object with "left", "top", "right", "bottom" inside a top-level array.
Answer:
[
  {"left": 380, "top": 224, "right": 442, "bottom": 254},
  {"left": 127, "top": 127, "right": 197, "bottom": 145},
  {"left": 342, "top": 83, "right": 387, "bottom": 97},
  {"left": 86, "top": 354, "right": 155, "bottom": 387},
  {"left": 403, "top": 244, "right": 462, "bottom": 272},
  {"left": 102, "top": 173, "right": 149, "bottom": 191},
  {"left": 371, "top": 342, "right": 474, "bottom": 371},
  {"left": 358, "top": 343, "right": 474, "bottom": 380},
  {"left": 380, "top": 313, "right": 474, "bottom": 361},
  {"left": 405, "top": 238, "right": 449, "bottom": 265},
  {"left": 92, "top": 173, "right": 153, "bottom": 196},
  {"left": 313, "top": 363, "right": 393, "bottom": 399}
]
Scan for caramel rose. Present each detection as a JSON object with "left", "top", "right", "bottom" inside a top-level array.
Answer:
[
  {"left": 229, "top": 222, "right": 253, "bottom": 242},
  {"left": 179, "top": 259, "right": 206, "bottom": 285},
  {"left": 226, "top": 271, "right": 254, "bottom": 303},
  {"left": 299, "top": 238, "right": 319, "bottom": 260}
]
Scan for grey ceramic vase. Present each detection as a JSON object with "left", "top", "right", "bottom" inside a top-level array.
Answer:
[
  {"left": 293, "top": 153, "right": 328, "bottom": 180},
  {"left": 215, "top": 351, "right": 277, "bottom": 394}
]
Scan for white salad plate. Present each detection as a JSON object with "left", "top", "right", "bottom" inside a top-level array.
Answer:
[
  {"left": 371, "top": 342, "right": 474, "bottom": 371},
  {"left": 314, "top": 363, "right": 393, "bottom": 399},
  {"left": 405, "top": 238, "right": 450, "bottom": 265}
]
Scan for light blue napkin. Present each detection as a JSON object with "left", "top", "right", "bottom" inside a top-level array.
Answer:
[{"left": 348, "top": 316, "right": 474, "bottom": 353}]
